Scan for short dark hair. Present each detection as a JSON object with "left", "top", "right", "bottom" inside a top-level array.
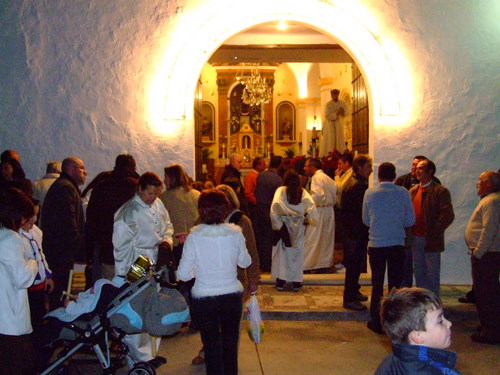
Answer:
[
  {"left": 339, "top": 152, "right": 353, "bottom": 165},
  {"left": 269, "top": 155, "right": 283, "bottom": 169},
  {"left": 0, "top": 149, "right": 19, "bottom": 163},
  {"left": 421, "top": 159, "right": 436, "bottom": 177},
  {"left": 0, "top": 188, "right": 35, "bottom": 231},
  {"left": 115, "top": 154, "right": 136, "bottom": 171},
  {"left": 164, "top": 164, "right": 189, "bottom": 191},
  {"left": 252, "top": 157, "right": 263, "bottom": 169},
  {"left": 378, "top": 162, "right": 396, "bottom": 181},
  {"left": 414, "top": 155, "right": 428, "bottom": 161},
  {"left": 198, "top": 189, "right": 230, "bottom": 224},
  {"left": 352, "top": 154, "right": 372, "bottom": 174},
  {"left": 380, "top": 288, "right": 442, "bottom": 345},
  {"left": 330, "top": 89, "right": 340, "bottom": 95},
  {"left": 307, "top": 158, "right": 322, "bottom": 170},
  {"left": 138, "top": 171, "right": 162, "bottom": 190}
]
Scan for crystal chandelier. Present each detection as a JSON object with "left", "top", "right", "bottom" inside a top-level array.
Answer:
[{"left": 236, "top": 68, "right": 272, "bottom": 106}]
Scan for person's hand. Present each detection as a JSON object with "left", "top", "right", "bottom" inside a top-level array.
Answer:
[
  {"left": 337, "top": 107, "right": 345, "bottom": 116},
  {"left": 44, "top": 278, "right": 55, "bottom": 294},
  {"left": 156, "top": 241, "right": 174, "bottom": 271},
  {"left": 175, "top": 232, "right": 188, "bottom": 244}
]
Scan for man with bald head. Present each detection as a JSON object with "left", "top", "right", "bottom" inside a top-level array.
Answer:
[
  {"left": 42, "top": 157, "right": 87, "bottom": 309},
  {"left": 465, "top": 170, "right": 500, "bottom": 344}
]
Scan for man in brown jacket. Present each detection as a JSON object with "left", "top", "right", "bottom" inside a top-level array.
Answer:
[{"left": 409, "top": 159, "right": 454, "bottom": 296}]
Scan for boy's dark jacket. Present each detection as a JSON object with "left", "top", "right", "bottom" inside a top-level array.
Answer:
[{"left": 374, "top": 344, "right": 461, "bottom": 375}]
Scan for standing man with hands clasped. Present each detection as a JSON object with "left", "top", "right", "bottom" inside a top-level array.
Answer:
[{"left": 465, "top": 170, "right": 500, "bottom": 345}]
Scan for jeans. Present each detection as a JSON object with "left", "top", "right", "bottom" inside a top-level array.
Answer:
[
  {"left": 412, "top": 236, "right": 441, "bottom": 296},
  {"left": 343, "top": 238, "right": 368, "bottom": 303},
  {"left": 191, "top": 292, "right": 243, "bottom": 375},
  {"left": 368, "top": 246, "right": 405, "bottom": 325},
  {"left": 400, "top": 247, "right": 414, "bottom": 287}
]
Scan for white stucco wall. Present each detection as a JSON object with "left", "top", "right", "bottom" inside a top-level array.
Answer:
[{"left": 0, "top": 0, "right": 498, "bottom": 283}]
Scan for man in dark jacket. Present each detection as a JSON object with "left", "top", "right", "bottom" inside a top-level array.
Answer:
[
  {"left": 42, "top": 157, "right": 87, "bottom": 309},
  {"left": 85, "top": 154, "right": 139, "bottom": 284},
  {"left": 341, "top": 154, "right": 372, "bottom": 311}
]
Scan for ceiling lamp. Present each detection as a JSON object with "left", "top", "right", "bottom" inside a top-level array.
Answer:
[{"left": 236, "top": 67, "right": 273, "bottom": 106}]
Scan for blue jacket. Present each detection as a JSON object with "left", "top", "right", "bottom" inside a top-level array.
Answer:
[{"left": 374, "top": 344, "right": 461, "bottom": 375}]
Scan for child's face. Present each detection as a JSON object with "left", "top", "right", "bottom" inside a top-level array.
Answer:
[{"left": 421, "top": 307, "right": 452, "bottom": 349}]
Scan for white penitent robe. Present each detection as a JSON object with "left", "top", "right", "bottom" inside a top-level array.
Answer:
[
  {"left": 270, "top": 187, "right": 317, "bottom": 282},
  {"left": 321, "top": 99, "right": 348, "bottom": 155},
  {"left": 304, "top": 170, "right": 337, "bottom": 270}
]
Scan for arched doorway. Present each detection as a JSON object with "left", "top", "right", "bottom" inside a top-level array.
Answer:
[{"left": 147, "top": 0, "right": 412, "bottom": 177}]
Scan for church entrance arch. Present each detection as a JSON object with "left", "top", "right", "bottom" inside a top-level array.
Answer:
[{"left": 148, "top": 0, "right": 411, "bottom": 176}]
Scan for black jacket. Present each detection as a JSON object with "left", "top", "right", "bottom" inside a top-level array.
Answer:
[
  {"left": 41, "top": 172, "right": 85, "bottom": 263},
  {"left": 341, "top": 173, "right": 369, "bottom": 240},
  {"left": 374, "top": 344, "right": 461, "bottom": 375}
]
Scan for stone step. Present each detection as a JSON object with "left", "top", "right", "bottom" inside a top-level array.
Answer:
[{"left": 254, "top": 280, "right": 477, "bottom": 322}]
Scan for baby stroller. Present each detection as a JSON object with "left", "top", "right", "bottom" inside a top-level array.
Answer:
[{"left": 38, "top": 255, "right": 189, "bottom": 375}]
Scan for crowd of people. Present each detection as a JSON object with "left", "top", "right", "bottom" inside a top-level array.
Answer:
[{"left": 0, "top": 147, "right": 498, "bottom": 374}]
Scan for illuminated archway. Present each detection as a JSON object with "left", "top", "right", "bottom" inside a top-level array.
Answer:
[{"left": 147, "top": 0, "right": 414, "bottom": 150}]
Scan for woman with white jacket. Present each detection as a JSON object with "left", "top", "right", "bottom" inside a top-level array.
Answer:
[
  {"left": 178, "top": 189, "right": 251, "bottom": 375},
  {"left": 0, "top": 188, "right": 38, "bottom": 374}
]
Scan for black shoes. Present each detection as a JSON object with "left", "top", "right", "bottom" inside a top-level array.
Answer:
[
  {"left": 367, "top": 320, "right": 384, "bottom": 334},
  {"left": 471, "top": 333, "right": 500, "bottom": 345},
  {"left": 275, "top": 278, "right": 285, "bottom": 291},
  {"left": 343, "top": 300, "right": 367, "bottom": 311},
  {"left": 147, "top": 356, "right": 167, "bottom": 369},
  {"left": 355, "top": 292, "right": 368, "bottom": 302},
  {"left": 292, "top": 282, "right": 303, "bottom": 292}
]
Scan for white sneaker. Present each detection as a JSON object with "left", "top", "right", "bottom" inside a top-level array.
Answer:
[{"left": 334, "top": 264, "right": 346, "bottom": 273}]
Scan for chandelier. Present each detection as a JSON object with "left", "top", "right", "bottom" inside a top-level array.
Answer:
[{"left": 236, "top": 67, "right": 272, "bottom": 106}]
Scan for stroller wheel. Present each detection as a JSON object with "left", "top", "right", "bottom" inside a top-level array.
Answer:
[{"left": 127, "top": 362, "right": 155, "bottom": 375}]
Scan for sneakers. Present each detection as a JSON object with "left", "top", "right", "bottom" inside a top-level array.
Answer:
[
  {"left": 292, "top": 282, "right": 303, "bottom": 292},
  {"left": 275, "top": 278, "right": 285, "bottom": 291},
  {"left": 343, "top": 300, "right": 367, "bottom": 311}
]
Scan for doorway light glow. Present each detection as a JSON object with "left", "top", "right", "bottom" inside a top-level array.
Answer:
[
  {"left": 146, "top": 0, "right": 415, "bottom": 135},
  {"left": 287, "top": 63, "right": 312, "bottom": 98}
]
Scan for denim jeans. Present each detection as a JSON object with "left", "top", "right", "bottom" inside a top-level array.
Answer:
[
  {"left": 343, "top": 238, "right": 368, "bottom": 303},
  {"left": 412, "top": 236, "right": 441, "bottom": 296},
  {"left": 191, "top": 292, "right": 243, "bottom": 375}
]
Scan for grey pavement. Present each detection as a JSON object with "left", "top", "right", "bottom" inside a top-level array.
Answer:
[{"left": 153, "top": 276, "right": 499, "bottom": 375}]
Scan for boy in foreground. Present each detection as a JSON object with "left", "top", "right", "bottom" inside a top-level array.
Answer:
[{"left": 374, "top": 288, "right": 461, "bottom": 374}]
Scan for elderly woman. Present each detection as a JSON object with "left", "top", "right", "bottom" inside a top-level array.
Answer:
[
  {"left": 0, "top": 188, "right": 38, "bottom": 374},
  {"left": 271, "top": 169, "right": 318, "bottom": 291},
  {"left": 113, "top": 171, "right": 174, "bottom": 368},
  {"left": 178, "top": 189, "right": 251, "bottom": 375}
]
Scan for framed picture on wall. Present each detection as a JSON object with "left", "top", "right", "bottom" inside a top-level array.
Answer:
[
  {"left": 276, "top": 101, "right": 295, "bottom": 142},
  {"left": 201, "top": 101, "right": 215, "bottom": 142}
]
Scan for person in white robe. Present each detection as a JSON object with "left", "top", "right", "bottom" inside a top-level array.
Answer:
[
  {"left": 303, "top": 158, "right": 337, "bottom": 271},
  {"left": 113, "top": 172, "right": 173, "bottom": 369},
  {"left": 270, "top": 170, "right": 317, "bottom": 291},
  {"left": 321, "top": 89, "right": 348, "bottom": 155}
]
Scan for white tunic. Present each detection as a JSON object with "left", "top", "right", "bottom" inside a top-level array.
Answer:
[
  {"left": 321, "top": 99, "right": 348, "bottom": 155},
  {"left": 304, "top": 170, "right": 337, "bottom": 270},
  {"left": 270, "top": 187, "right": 318, "bottom": 282},
  {"left": 113, "top": 194, "right": 174, "bottom": 276},
  {"left": 0, "top": 228, "right": 37, "bottom": 335},
  {"left": 20, "top": 225, "right": 52, "bottom": 285}
]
